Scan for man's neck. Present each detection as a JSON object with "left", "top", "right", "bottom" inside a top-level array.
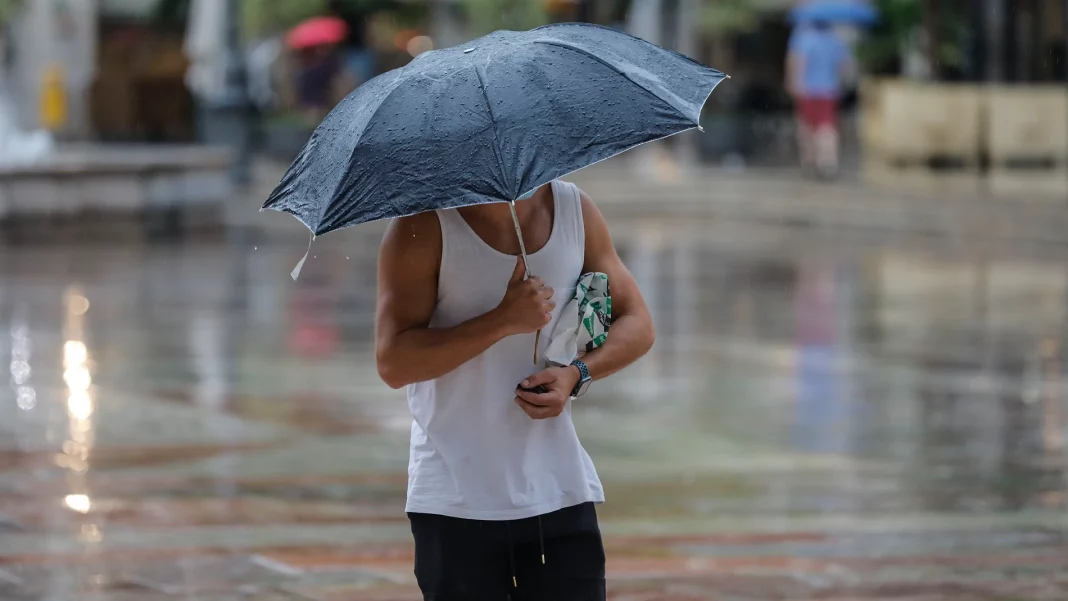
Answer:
[{"left": 459, "top": 185, "right": 548, "bottom": 227}]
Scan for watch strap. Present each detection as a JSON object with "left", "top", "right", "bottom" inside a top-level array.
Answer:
[{"left": 570, "top": 360, "right": 590, "bottom": 397}]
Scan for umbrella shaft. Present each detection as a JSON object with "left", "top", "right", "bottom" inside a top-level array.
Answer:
[
  {"left": 508, "top": 200, "right": 540, "bottom": 364},
  {"left": 508, "top": 201, "right": 531, "bottom": 278}
]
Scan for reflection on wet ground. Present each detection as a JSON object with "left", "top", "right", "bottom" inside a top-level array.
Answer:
[{"left": 1, "top": 190, "right": 1067, "bottom": 600}]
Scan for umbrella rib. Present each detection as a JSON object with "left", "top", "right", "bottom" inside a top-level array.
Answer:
[
  {"left": 315, "top": 77, "right": 412, "bottom": 233},
  {"left": 532, "top": 39, "right": 699, "bottom": 124},
  {"left": 472, "top": 65, "right": 513, "bottom": 199}
]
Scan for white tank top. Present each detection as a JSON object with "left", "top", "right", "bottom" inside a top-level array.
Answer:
[{"left": 405, "top": 180, "right": 604, "bottom": 520}]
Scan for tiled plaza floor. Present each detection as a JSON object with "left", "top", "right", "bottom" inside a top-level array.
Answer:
[{"left": 2, "top": 167, "right": 1067, "bottom": 600}]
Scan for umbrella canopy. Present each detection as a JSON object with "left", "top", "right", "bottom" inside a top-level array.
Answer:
[
  {"left": 287, "top": 16, "right": 348, "bottom": 50},
  {"left": 790, "top": 1, "right": 878, "bottom": 25},
  {"left": 263, "top": 23, "right": 726, "bottom": 237}
]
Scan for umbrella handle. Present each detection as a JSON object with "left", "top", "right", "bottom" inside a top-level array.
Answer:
[{"left": 509, "top": 201, "right": 540, "bottom": 365}]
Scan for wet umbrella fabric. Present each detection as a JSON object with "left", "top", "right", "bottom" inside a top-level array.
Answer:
[{"left": 262, "top": 23, "right": 726, "bottom": 237}]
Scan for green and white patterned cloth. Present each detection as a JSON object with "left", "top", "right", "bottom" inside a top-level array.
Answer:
[{"left": 545, "top": 272, "right": 611, "bottom": 367}]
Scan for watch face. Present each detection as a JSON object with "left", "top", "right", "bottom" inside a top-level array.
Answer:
[{"left": 574, "top": 376, "right": 592, "bottom": 397}]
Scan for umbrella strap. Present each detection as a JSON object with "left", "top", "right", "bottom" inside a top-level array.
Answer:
[{"left": 291, "top": 232, "right": 315, "bottom": 281}]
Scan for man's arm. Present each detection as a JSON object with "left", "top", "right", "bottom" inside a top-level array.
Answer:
[
  {"left": 515, "top": 191, "right": 655, "bottom": 418},
  {"left": 786, "top": 52, "right": 804, "bottom": 98},
  {"left": 574, "top": 191, "right": 654, "bottom": 380},
  {"left": 838, "top": 42, "right": 854, "bottom": 87},
  {"left": 375, "top": 212, "right": 554, "bottom": 389},
  {"left": 785, "top": 30, "right": 808, "bottom": 99}
]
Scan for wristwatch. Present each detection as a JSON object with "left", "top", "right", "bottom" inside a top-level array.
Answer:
[{"left": 569, "top": 360, "right": 592, "bottom": 398}]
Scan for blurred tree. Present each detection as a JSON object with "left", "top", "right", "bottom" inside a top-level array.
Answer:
[
  {"left": 856, "top": 0, "right": 965, "bottom": 77},
  {"left": 461, "top": 0, "right": 548, "bottom": 35},
  {"left": 699, "top": 0, "right": 761, "bottom": 36},
  {"left": 154, "top": 0, "right": 191, "bottom": 31},
  {"left": 243, "top": 0, "right": 329, "bottom": 36},
  {"left": 0, "top": 0, "right": 22, "bottom": 23}
]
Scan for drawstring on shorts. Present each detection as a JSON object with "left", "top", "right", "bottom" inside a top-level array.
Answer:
[
  {"left": 507, "top": 522, "right": 517, "bottom": 588},
  {"left": 506, "top": 515, "right": 547, "bottom": 589},
  {"left": 538, "top": 516, "right": 545, "bottom": 565}
]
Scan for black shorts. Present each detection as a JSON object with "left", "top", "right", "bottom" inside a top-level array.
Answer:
[{"left": 408, "top": 502, "right": 605, "bottom": 601}]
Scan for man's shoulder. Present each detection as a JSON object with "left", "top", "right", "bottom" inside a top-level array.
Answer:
[
  {"left": 394, "top": 210, "right": 440, "bottom": 228},
  {"left": 390, "top": 211, "right": 442, "bottom": 240},
  {"left": 382, "top": 211, "right": 442, "bottom": 259}
]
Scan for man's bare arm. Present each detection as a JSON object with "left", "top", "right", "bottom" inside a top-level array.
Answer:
[
  {"left": 786, "top": 53, "right": 804, "bottom": 98},
  {"left": 575, "top": 191, "right": 654, "bottom": 381},
  {"left": 375, "top": 212, "right": 554, "bottom": 389},
  {"left": 514, "top": 191, "right": 654, "bottom": 418}
]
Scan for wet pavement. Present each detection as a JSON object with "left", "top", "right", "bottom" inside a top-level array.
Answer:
[{"left": 2, "top": 169, "right": 1068, "bottom": 600}]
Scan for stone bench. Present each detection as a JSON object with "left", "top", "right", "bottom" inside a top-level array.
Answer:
[{"left": 0, "top": 144, "right": 233, "bottom": 222}]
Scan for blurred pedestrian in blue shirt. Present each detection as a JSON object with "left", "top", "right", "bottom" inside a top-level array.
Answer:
[{"left": 787, "top": 21, "right": 852, "bottom": 178}]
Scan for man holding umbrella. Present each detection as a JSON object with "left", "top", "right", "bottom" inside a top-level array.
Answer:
[
  {"left": 262, "top": 24, "right": 725, "bottom": 600},
  {"left": 376, "top": 180, "right": 654, "bottom": 598},
  {"left": 787, "top": 18, "right": 852, "bottom": 178},
  {"left": 787, "top": 1, "right": 872, "bottom": 177}
]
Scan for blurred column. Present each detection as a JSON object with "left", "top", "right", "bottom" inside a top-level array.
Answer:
[
  {"left": 923, "top": 0, "right": 941, "bottom": 79},
  {"left": 195, "top": 0, "right": 253, "bottom": 185},
  {"left": 982, "top": 0, "right": 1005, "bottom": 81},
  {"left": 429, "top": 0, "right": 466, "bottom": 49},
  {"left": 8, "top": 0, "right": 97, "bottom": 136},
  {"left": 1064, "top": 0, "right": 1068, "bottom": 82},
  {"left": 674, "top": 0, "right": 696, "bottom": 59},
  {"left": 627, "top": 0, "right": 662, "bottom": 45},
  {"left": 626, "top": 0, "right": 663, "bottom": 175},
  {"left": 576, "top": 0, "right": 593, "bottom": 23},
  {"left": 673, "top": 0, "right": 699, "bottom": 167},
  {"left": 627, "top": 0, "right": 702, "bottom": 172}
]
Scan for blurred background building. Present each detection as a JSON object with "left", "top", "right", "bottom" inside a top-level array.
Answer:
[{"left": 0, "top": 1, "right": 1066, "bottom": 165}]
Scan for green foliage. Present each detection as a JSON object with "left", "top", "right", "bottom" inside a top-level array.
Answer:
[
  {"left": 461, "top": 0, "right": 548, "bottom": 36},
  {"left": 0, "top": 0, "right": 23, "bottom": 24},
  {"left": 243, "top": 0, "right": 329, "bottom": 36},
  {"left": 856, "top": 0, "right": 966, "bottom": 75},
  {"left": 153, "top": 0, "right": 191, "bottom": 30},
  {"left": 699, "top": 0, "right": 761, "bottom": 35}
]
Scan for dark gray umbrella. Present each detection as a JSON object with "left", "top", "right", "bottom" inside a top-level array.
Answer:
[{"left": 263, "top": 23, "right": 727, "bottom": 239}]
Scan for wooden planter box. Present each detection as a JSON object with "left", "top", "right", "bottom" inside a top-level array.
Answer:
[
  {"left": 984, "top": 85, "right": 1068, "bottom": 166},
  {"left": 861, "top": 79, "right": 983, "bottom": 166}
]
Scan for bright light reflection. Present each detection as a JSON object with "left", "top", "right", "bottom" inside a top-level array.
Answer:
[
  {"left": 64, "top": 340, "right": 87, "bottom": 365},
  {"left": 16, "top": 386, "right": 36, "bottom": 410},
  {"left": 63, "top": 338, "right": 93, "bottom": 420},
  {"left": 64, "top": 494, "right": 91, "bottom": 513},
  {"left": 68, "top": 391, "right": 93, "bottom": 421},
  {"left": 64, "top": 365, "right": 91, "bottom": 392},
  {"left": 79, "top": 523, "right": 101, "bottom": 543},
  {"left": 69, "top": 295, "right": 90, "bottom": 315},
  {"left": 407, "top": 35, "right": 433, "bottom": 57},
  {"left": 9, "top": 360, "right": 30, "bottom": 385}
]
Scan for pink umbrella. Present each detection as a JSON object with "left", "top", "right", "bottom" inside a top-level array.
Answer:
[{"left": 287, "top": 16, "right": 348, "bottom": 50}]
